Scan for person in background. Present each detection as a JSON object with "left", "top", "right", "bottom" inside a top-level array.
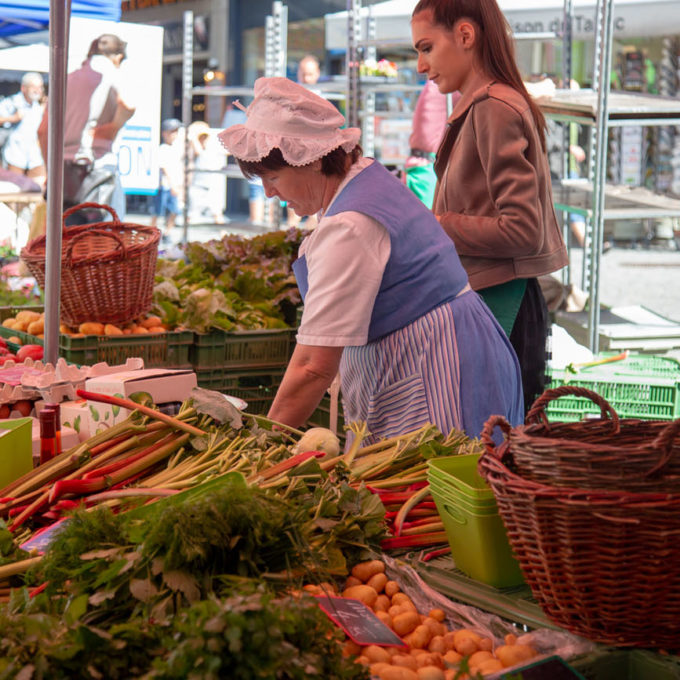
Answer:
[
  {"left": 38, "top": 34, "right": 135, "bottom": 221},
  {"left": 150, "top": 118, "right": 184, "bottom": 239},
  {"left": 188, "top": 120, "right": 226, "bottom": 225},
  {"left": 411, "top": 0, "right": 568, "bottom": 413},
  {"left": 0, "top": 72, "right": 46, "bottom": 189},
  {"left": 297, "top": 54, "right": 321, "bottom": 86},
  {"left": 219, "top": 77, "right": 523, "bottom": 446},
  {"left": 404, "top": 79, "right": 457, "bottom": 209}
]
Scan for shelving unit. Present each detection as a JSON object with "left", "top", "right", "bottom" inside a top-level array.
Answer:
[{"left": 539, "top": 0, "right": 680, "bottom": 352}]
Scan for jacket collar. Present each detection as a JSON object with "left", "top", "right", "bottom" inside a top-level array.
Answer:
[{"left": 447, "top": 76, "right": 496, "bottom": 125}]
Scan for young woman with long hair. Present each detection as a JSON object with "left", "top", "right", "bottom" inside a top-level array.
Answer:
[{"left": 411, "top": 0, "right": 568, "bottom": 412}]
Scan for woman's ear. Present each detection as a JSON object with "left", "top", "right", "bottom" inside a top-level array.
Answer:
[{"left": 456, "top": 20, "right": 477, "bottom": 49}]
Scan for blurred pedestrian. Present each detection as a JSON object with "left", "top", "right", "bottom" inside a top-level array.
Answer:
[
  {"left": 38, "top": 33, "right": 135, "bottom": 222},
  {"left": 188, "top": 121, "right": 226, "bottom": 224},
  {"left": 0, "top": 72, "right": 46, "bottom": 189},
  {"left": 150, "top": 118, "right": 184, "bottom": 238}
]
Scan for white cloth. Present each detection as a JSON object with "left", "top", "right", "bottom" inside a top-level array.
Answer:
[
  {"left": 158, "top": 140, "right": 184, "bottom": 191},
  {"left": 0, "top": 92, "right": 44, "bottom": 170},
  {"left": 218, "top": 77, "right": 360, "bottom": 166},
  {"left": 296, "top": 158, "right": 391, "bottom": 347}
]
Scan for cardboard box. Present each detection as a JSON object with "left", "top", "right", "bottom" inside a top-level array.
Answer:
[
  {"left": 0, "top": 417, "right": 33, "bottom": 487},
  {"left": 83, "top": 368, "right": 197, "bottom": 428}
]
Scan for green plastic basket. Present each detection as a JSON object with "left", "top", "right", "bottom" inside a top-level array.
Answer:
[
  {"left": 0, "top": 320, "right": 193, "bottom": 369},
  {"left": 547, "top": 353, "right": 680, "bottom": 422},
  {"left": 428, "top": 454, "right": 496, "bottom": 501},
  {"left": 430, "top": 484, "right": 524, "bottom": 589},
  {"left": 194, "top": 368, "right": 285, "bottom": 415},
  {"left": 191, "top": 329, "right": 294, "bottom": 370}
]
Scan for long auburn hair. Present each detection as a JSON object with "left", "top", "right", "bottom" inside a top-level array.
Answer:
[{"left": 412, "top": 0, "right": 547, "bottom": 150}]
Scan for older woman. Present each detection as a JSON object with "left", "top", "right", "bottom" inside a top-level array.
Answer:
[{"left": 219, "top": 77, "right": 523, "bottom": 446}]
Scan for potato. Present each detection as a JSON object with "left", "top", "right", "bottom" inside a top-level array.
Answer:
[
  {"left": 389, "top": 605, "right": 407, "bottom": 619},
  {"left": 452, "top": 629, "right": 481, "bottom": 656},
  {"left": 442, "top": 650, "right": 462, "bottom": 667},
  {"left": 494, "top": 644, "right": 536, "bottom": 668},
  {"left": 342, "top": 584, "right": 378, "bottom": 608},
  {"left": 367, "top": 572, "right": 389, "bottom": 593},
  {"left": 384, "top": 580, "right": 401, "bottom": 597},
  {"left": 146, "top": 326, "right": 166, "bottom": 333},
  {"left": 428, "top": 609, "right": 446, "bottom": 623},
  {"left": 2, "top": 318, "right": 16, "bottom": 329},
  {"left": 140, "top": 315, "right": 163, "bottom": 328},
  {"left": 468, "top": 651, "right": 493, "bottom": 667},
  {"left": 104, "top": 324, "right": 124, "bottom": 336},
  {"left": 416, "top": 666, "right": 445, "bottom": 680},
  {"left": 59, "top": 323, "right": 74, "bottom": 334},
  {"left": 351, "top": 560, "right": 385, "bottom": 583},
  {"left": 414, "top": 653, "right": 443, "bottom": 669},
  {"left": 376, "top": 667, "right": 418, "bottom": 680},
  {"left": 344, "top": 575, "right": 362, "bottom": 589},
  {"left": 356, "top": 656, "right": 370, "bottom": 666},
  {"left": 342, "top": 640, "right": 362, "bottom": 658},
  {"left": 375, "top": 611, "right": 393, "bottom": 629},
  {"left": 392, "top": 654, "right": 419, "bottom": 670},
  {"left": 364, "top": 645, "right": 392, "bottom": 664},
  {"left": 477, "top": 658, "right": 504, "bottom": 675},
  {"left": 122, "top": 328, "right": 133, "bottom": 335},
  {"left": 504, "top": 633, "right": 517, "bottom": 646},
  {"left": 78, "top": 322, "right": 105, "bottom": 335},
  {"left": 392, "top": 593, "right": 416, "bottom": 608},
  {"left": 478, "top": 638, "right": 493, "bottom": 652},
  {"left": 427, "top": 635, "right": 446, "bottom": 655},
  {"left": 392, "top": 611, "right": 421, "bottom": 637},
  {"left": 131, "top": 325, "right": 149, "bottom": 334},
  {"left": 374, "top": 594, "right": 391, "bottom": 612},
  {"left": 407, "top": 625, "right": 433, "bottom": 650},
  {"left": 27, "top": 319, "right": 44, "bottom": 335},
  {"left": 423, "top": 618, "right": 446, "bottom": 637},
  {"left": 15, "top": 310, "right": 41, "bottom": 324},
  {"left": 12, "top": 320, "right": 28, "bottom": 332}
]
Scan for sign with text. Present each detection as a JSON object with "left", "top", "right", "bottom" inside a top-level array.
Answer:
[{"left": 315, "top": 595, "right": 407, "bottom": 648}]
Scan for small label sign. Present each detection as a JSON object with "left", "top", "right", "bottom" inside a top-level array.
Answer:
[{"left": 315, "top": 595, "right": 407, "bottom": 648}]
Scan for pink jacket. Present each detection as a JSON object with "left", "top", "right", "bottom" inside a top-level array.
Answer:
[{"left": 433, "top": 80, "right": 568, "bottom": 291}]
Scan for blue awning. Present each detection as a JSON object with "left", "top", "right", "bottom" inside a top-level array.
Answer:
[{"left": 0, "top": 0, "right": 121, "bottom": 39}]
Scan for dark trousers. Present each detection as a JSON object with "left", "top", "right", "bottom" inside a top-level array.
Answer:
[{"left": 509, "top": 277, "right": 549, "bottom": 415}]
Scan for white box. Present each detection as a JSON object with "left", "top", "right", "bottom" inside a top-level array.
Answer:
[{"left": 83, "top": 368, "right": 197, "bottom": 427}]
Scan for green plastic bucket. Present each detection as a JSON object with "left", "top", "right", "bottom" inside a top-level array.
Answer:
[
  {"left": 428, "top": 479, "right": 499, "bottom": 514},
  {"left": 428, "top": 454, "right": 495, "bottom": 501},
  {"left": 430, "top": 484, "right": 524, "bottom": 589}
]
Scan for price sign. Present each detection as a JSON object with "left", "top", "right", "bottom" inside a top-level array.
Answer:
[{"left": 315, "top": 595, "right": 407, "bottom": 648}]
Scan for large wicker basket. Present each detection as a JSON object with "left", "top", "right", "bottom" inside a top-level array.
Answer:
[
  {"left": 502, "top": 385, "right": 680, "bottom": 492},
  {"left": 20, "top": 203, "right": 161, "bottom": 327},
  {"left": 479, "top": 409, "right": 680, "bottom": 648}
]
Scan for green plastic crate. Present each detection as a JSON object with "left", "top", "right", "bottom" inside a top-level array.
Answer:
[
  {"left": 191, "top": 329, "right": 294, "bottom": 369},
  {"left": 195, "top": 368, "right": 285, "bottom": 415},
  {"left": 0, "top": 312, "right": 193, "bottom": 369},
  {"left": 570, "top": 650, "right": 680, "bottom": 680},
  {"left": 546, "top": 353, "right": 680, "bottom": 422}
]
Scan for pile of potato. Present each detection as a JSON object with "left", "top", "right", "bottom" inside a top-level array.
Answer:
[
  {"left": 2, "top": 312, "right": 171, "bottom": 338},
  {"left": 304, "top": 559, "right": 538, "bottom": 680}
]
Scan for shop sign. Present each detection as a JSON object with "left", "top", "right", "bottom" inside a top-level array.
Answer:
[{"left": 122, "top": 0, "right": 192, "bottom": 11}]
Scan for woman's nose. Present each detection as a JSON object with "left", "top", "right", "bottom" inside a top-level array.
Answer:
[
  {"left": 262, "top": 181, "right": 277, "bottom": 199},
  {"left": 416, "top": 54, "right": 427, "bottom": 74}
]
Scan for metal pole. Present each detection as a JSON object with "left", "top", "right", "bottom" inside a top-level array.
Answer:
[
  {"left": 44, "top": 0, "right": 70, "bottom": 365},
  {"left": 181, "top": 10, "right": 193, "bottom": 244},
  {"left": 588, "top": 0, "right": 615, "bottom": 353},
  {"left": 346, "top": 0, "right": 361, "bottom": 130}
]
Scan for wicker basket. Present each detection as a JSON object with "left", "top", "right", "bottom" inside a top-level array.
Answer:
[
  {"left": 500, "top": 385, "right": 680, "bottom": 492},
  {"left": 479, "top": 414, "right": 680, "bottom": 648},
  {"left": 20, "top": 203, "right": 160, "bottom": 327}
]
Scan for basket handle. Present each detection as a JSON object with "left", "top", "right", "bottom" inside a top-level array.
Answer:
[
  {"left": 62, "top": 202, "right": 120, "bottom": 226},
  {"left": 525, "top": 385, "right": 620, "bottom": 432},
  {"left": 480, "top": 414, "right": 512, "bottom": 459},
  {"left": 63, "top": 229, "right": 127, "bottom": 266},
  {"left": 647, "top": 419, "right": 680, "bottom": 476}
]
